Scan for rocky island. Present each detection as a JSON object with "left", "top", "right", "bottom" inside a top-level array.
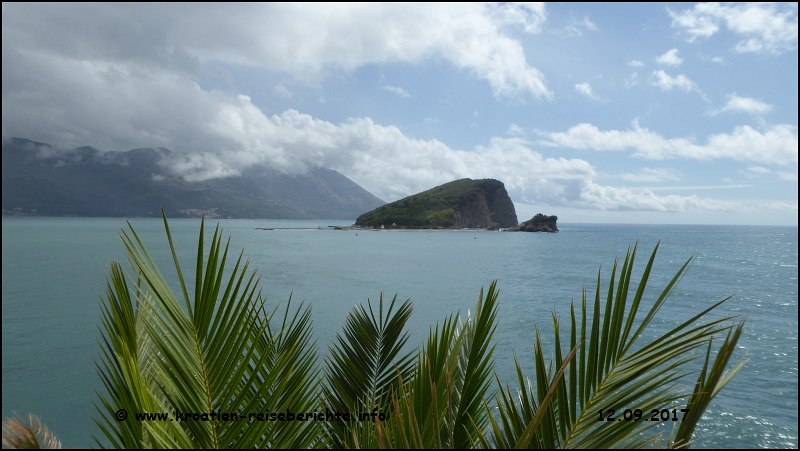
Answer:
[
  {"left": 355, "top": 178, "right": 518, "bottom": 229},
  {"left": 507, "top": 213, "right": 558, "bottom": 232}
]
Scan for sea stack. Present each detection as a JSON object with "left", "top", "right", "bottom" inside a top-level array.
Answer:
[{"left": 507, "top": 213, "right": 558, "bottom": 232}]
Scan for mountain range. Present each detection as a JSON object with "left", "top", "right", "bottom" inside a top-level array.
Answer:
[{"left": 2, "top": 138, "right": 385, "bottom": 219}]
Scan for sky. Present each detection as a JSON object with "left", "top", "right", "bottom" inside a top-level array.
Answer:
[{"left": 2, "top": 2, "right": 798, "bottom": 225}]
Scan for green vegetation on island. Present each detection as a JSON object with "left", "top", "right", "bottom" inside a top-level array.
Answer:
[{"left": 355, "top": 178, "right": 518, "bottom": 229}]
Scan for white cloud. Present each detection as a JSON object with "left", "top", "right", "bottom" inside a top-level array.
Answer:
[
  {"left": 628, "top": 60, "right": 645, "bottom": 67},
  {"left": 769, "top": 201, "right": 798, "bottom": 209},
  {"left": 2, "top": 3, "right": 793, "bottom": 218},
  {"left": 383, "top": 86, "right": 410, "bottom": 97},
  {"left": 713, "top": 94, "right": 772, "bottom": 115},
  {"left": 2, "top": 49, "right": 726, "bottom": 213},
  {"left": 656, "top": 48, "right": 683, "bottom": 66},
  {"left": 578, "top": 181, "right": 734, "bottom": 211},
  {"left": 247, "top": 118, "right": 598, "bottom": 204},
  {"left": 2, "top": 3, "right": 552, "bottom": 99},
  {"left": 581, "top": 16, "right": 598, "bottom": 31},
  {"left": 0, "top": 45, "right": 593, "bottom": 204},
  {"left": 669, "top": 6, "right": 719, "bottom": 40},
  {"left": 574, "top": 82, "right": 599, "bottom": 100},
  {"left": 624, "top": 72, "right": 641, "bottom": 88},
  {"left": 711, "top": 56, "right": 725, "bottom": 63},
  {"left": 746, "top": 166, "right": 798, "bottom": 182},
  {"left": 642, "top": 184, "right": 751, "bottom": 191},
  {"left": 273, "top": 84, "right": 292, "bottom": 99},
  {"left": 507, "top": 123, "right": 525, "bottom": 136},
  {"left": 554, "top": 16, "right": 599, "bottom": 37},
  {"left": 490, "top": 2, "right": 547, "bottom": 33},
  {"left": 649, "top": 70, "right": 697, "bottom": 91},
  {"left": 778, "top": 171, "right": 798, "bottom": 182},
  {"left": 538, "top": 121, "right": 799, "bottom": 166},
  {"left": 669, "top": 3, "right": 798, "bottom": 54},
  {"left": 613, "top": 167, "right": 681, "bottom": 182}
]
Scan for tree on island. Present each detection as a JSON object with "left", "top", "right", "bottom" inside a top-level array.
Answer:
[{"left": 3, "top": 211, "right": 745, "bottom": 449}]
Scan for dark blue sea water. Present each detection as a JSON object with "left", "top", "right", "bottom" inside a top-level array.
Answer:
[{"left": 2, "top": 217, "right": 797, "bottom": 448}]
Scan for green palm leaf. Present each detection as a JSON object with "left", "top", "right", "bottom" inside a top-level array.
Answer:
[
  {"left": 94, "top": 210, "right": 320, "bottom": 448},
  {"left": 489, "top": 242, "right": 746, "bottom": 449},
  {"left": 324, "top": 293, "right": 415, "bottom": 448},
  {"left": 669, "top": 321, "right": 747, "bottom": 449},
  {"left": 378, "top": 282, "right": 500, "bottom": 448}
]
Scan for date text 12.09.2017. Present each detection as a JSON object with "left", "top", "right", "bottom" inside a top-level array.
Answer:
[{"left": 598, "top": 408, "right": 690, "bottom": 422}]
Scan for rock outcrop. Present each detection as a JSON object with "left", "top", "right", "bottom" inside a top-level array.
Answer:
[
  {"left": 507, "top": 213, "right": 558, "bottom": 232},
  {"left": 451, "top": 189, "right": 492, "bottom": 228},
  {"left": 355, "top": 178, "right": 518, "bottom": 229}
]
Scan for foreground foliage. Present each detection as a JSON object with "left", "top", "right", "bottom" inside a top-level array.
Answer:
[
  {"left": 2, "top": 415, "right": 61, "bottom": 449},
  {"left": 3, "top": 212, "right": 746, "bottom": 448}
]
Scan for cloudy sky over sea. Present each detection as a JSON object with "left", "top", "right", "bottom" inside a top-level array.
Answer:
[{"left": 2, "top": 3, "right": 797, "bottom": 224}]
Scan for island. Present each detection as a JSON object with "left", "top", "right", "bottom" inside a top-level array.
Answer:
[
  {"left": 507, "top": 213, "right": 558, "bottom": 232},
  {"left": 355, "top": 178, "right": 518, "bottom": 229}
]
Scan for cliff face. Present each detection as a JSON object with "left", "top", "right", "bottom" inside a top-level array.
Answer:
[
  {"left": 479, "top": 180, "right": 518, "bottom": 228},
  {"left": 355, "top": 178, "right": 518, "bottom": 228},
  {"left": 508, "top": 213, "right": 558, "bottom": 232},
  {"left": 451, "top": 189, "right": 492, "bottom": 228}
]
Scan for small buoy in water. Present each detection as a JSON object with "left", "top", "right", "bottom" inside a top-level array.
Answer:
[
  {"left": 356, "top": 233, "right": 358, "bottom": 236},
  {"left": 474, "top": 237, "right": 476, "bottom": 239}
]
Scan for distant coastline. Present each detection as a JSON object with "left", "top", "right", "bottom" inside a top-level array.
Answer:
[{"left": 2, "top": 137, "right": 385, "bottom": 220}]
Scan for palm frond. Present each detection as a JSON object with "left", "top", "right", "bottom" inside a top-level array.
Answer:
[
  {"left": 94, "top": 210, "right": 320, "bottom": 448},
  {"left": 2, "top": 414, "right": 62, "bottom": 449},
  {"left": 378, "top": 281, "right": 500, "bottom": 448},
  {"left": 324, "top": 293, "right": 415, "bottom": 448},
  {"left": 669, "top": 321, "right": 747, "bottom": 449},
  {"left": 489, "top": 242, "right": 746, "bottom": 449},
  {"left": 93, "top": 263, "right": 167, "bottom": 448}
]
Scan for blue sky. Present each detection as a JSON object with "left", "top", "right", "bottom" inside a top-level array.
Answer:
[{"left": 2, "top": 3, "right": 797, "bottom": 224}]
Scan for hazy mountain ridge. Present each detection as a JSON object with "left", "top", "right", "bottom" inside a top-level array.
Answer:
[{"left": 2, "top": 138, "right": 385, "bottom": 219}]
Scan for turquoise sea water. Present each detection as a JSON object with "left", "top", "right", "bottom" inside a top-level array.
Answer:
[{"left": 2, "top": 217, "right": 797, "bottom": 448}]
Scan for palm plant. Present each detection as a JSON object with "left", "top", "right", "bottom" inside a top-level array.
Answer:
[
  {"left": 326, "top": 283, "right": 501, "bottom": 449},
  {"left": 2, "top": 415, "right": 61, "bottom": 449},
  {"left": 322, "top": 294, "right": 415, "bottom": 448},
  {"left": 328, "top": 244, "right": 744, "bottom": 449},
  {"left": 94, "top": 213, "right": 319, "bottom": 448},
  {"left": 483, "top": 243, "right": 746, "bottom": 449},
  {"left": 2, "top": 212, "right": 744, "bottom": 448}
]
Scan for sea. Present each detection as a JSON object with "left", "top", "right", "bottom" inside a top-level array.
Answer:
[{"left": 2, "top": 217, "right": 797, "bottom": 448}]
